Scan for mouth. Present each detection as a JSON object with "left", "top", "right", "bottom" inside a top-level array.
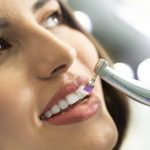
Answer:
[{"left": 39, "top": 77, "right": 101, "bottom": 125}]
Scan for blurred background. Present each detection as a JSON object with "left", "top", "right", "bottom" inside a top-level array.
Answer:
[{"left": 68, "top": 0, "right": 150, "bottom": 149}]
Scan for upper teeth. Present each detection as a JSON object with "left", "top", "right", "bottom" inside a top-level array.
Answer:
[{"left": 42, "top": 86, "right": 89, "bottom": 119}]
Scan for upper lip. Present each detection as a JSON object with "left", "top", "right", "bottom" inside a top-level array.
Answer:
[{"left": 40, "top": 76, "right": 89, "bottom": 115}]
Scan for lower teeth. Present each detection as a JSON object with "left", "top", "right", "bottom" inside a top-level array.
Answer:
[{"left": 40, "top": 95, "right": 89, "bottom": 120}]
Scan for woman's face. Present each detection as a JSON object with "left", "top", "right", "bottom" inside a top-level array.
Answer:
[{"left": 0, "top": 0, "right": 118, "bottom": 149}]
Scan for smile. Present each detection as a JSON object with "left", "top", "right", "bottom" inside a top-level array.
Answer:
[
  {"left": 39, "top": 76, "right": 101, "bottom": 125},
  {"left": 40, "top": 86, "right": 89, "bottom": 120}
]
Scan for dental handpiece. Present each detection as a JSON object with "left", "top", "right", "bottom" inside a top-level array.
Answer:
[{"left": 84, "top": 59, "right": 150, "bottom": 106}]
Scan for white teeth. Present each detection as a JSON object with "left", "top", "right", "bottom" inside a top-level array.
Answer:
[
  {"left": 66, "top": 93, "right": 80, "bottom": 105},
  {"left": 42, "top": 86, "right": 89, "bottom": 119},
  {"left": 58, "top": 100, "right": 69, "bottom": 109},
  {"left": 50, "top": 104, "right": 61, "bottom": 114},
  {"left": 44, "top": 110, "right": 53, "bottom": 119},
  {"left": 75, "top": 86, "right": 89, "bottom": 99}
]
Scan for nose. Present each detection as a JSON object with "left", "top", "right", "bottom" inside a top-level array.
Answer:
[{"left": 26, "top": 28, "right": 77, "bottom": 79}]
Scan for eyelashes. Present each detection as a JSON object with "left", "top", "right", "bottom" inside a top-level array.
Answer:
[
  {"left": 42, "top": 10, "right": 64, "bottom": 29},
  {"left": 0, "top": 10, "right": 64, "bottom": 54},
  {"left": 0, "top": 34, "right": 12, "bottom": 52}
]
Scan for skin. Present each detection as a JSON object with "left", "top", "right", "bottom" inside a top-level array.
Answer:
[{"left": 0, "top": 0, "right": 118, "bottom": 149}]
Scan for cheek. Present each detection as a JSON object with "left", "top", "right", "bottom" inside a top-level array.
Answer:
[
  {"left": 53, "top": 26, "right": 99, "bottom": 69},
  {"left": 0, "top": 75, "right": 35, "bottom": 136},
  {"left": 75, "top": 34, "right": 99, "bottom": 69}
]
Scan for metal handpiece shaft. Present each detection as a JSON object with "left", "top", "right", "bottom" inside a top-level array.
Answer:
[{"left": 95, "top": 59, "right": 150, "bottom": 106}]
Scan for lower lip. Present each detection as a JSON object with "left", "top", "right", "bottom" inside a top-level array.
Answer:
[{"left": 43, "top": 95, "right": 101, "bottom": 125}]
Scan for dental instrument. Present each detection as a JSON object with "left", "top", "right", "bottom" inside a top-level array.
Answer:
[{"left": 84, "top": 59, "right": 150, "bottom": 106}]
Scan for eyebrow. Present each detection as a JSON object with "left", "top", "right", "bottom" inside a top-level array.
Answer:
[
  {"left": 32, "top": 0, "right": 51, "bottom": 13},
  {"left": 0, "top": 0, "right": 51, "bottom": 29}
]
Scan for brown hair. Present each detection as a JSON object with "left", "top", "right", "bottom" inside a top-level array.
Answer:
[{"left": 59, "top": 1, "right": 130, "bottom": 149}]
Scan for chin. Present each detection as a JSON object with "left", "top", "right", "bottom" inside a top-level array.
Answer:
[
  {"left": 83, "top": 112, "right": 118, "bottom": 150},
  {"left": 63, "top": 115, "right": 118, "bottom": 150}
]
